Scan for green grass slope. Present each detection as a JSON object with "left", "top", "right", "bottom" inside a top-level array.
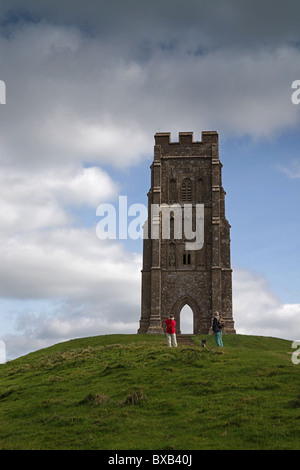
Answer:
[{"left": 0, "top": 334, "right": 299, "bottom": 450}]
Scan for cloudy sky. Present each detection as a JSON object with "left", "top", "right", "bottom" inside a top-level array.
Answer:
[{"left": 0, "top": 0, "right": 300, "bottom": 360}]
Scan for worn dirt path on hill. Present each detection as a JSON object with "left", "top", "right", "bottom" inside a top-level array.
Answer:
[{"left": 176, "top": 335, "right": 196, "bottom": 346}]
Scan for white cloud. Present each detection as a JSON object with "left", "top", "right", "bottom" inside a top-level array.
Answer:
[
  {"left": 233, "top": 268, "right": 300, "bottom": 341},
  {"left": 0, "top": 165, "right": 118, "bottom": 236},
  {"left": 278, "top": 159, "right": 300, "bottom": 179},
  {"left": 0, "top": 227, "right": 141, "bottom": 300}
]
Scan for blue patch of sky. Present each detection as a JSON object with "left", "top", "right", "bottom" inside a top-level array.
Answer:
[{"left": 222, "top": 130, "right": 300, "bottom": 303}]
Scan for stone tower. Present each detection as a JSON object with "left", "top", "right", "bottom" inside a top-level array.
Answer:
[{"left": 138, "top": 131, "right": 235, "bottom": 335}]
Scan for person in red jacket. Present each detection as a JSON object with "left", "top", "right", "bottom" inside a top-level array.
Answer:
[{"left": 165, "top": 314, "right": 177, "bottom": 348}]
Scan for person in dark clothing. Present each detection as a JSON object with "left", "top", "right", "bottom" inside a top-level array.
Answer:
[{"left": 212, "top": 311, "right": 224, "bottom": 347}]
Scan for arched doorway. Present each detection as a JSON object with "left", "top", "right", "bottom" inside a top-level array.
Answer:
[
  {"left": 180, "top": 304, "right": 193, "bottom": 334},
  {"left": 172, "top": 295, "right": 201, "bottom": 334}
]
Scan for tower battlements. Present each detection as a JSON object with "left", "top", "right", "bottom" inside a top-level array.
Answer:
[
  {"left": 154, "top": 131, "right": 219, "bottom": 159},
  {"left": 154, "top": 131, "right": 218, "bottom": 146}
]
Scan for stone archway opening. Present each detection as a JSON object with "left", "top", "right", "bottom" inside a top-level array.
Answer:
[{"left": 180, "top": 304, "right": 193, "bottom": 334}]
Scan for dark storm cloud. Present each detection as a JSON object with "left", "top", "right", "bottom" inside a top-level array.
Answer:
[
  {"left": 0, "top": 8, "right": 299, "bottom": 172},
  {"left": 1, "top": 0, "right": 300, "bottom": 51}
]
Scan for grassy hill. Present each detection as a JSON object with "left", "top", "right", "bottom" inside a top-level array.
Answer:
[{"left": 0, "top": 333, "right": 299, "bottom": 450}]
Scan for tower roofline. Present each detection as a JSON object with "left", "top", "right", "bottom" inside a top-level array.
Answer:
[{"left": 154, "top": 131, "right": 218, "bottom": 146}]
